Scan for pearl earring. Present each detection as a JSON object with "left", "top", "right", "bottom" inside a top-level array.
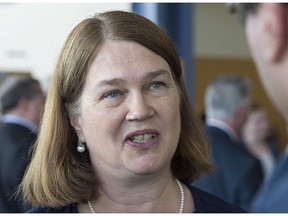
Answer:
[{"left": 77, "top": 141, "right": 86, "bottom": 153}]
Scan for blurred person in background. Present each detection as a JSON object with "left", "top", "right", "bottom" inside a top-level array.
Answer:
[
  {"left": 242, "top": 102, "right": 279, "bottom": 178},
  {"left": 0, "top": 77, "right": 45, "bottom": 212},
  {"left": 192, "top": 74, "right": 263, "bottom": 211},
  {"left": 229, "top": 2, "right": 288, "bottom": 213}
]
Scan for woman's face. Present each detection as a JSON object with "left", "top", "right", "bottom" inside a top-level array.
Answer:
[
  {"left": 244, "top": 110, "right": 270, "bottom": 142},
  {"left": 71, "top": 40, "right": 181, "bottom": 178}
]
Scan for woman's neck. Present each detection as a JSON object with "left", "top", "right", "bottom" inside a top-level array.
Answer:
[{"left": 78, "top": 175, "right": 194, "bottom": 213}]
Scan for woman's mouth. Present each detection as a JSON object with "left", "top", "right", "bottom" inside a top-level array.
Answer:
[
  {"left": 129, "top": 134, "right": 155, "bottom": 143},
  {"left": 125, "top": 130, "right": 159, "bottom": 149}
]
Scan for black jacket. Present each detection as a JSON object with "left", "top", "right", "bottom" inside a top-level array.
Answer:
[
  {"left": 193, "top": 125, "right": 263, "bottom": 210},
  {"left": 0, "top": 123, "right": 36, "bottom": 212}
]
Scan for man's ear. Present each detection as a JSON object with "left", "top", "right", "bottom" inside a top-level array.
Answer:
[
  {"left": 18, "top": 97, "right": 29, "bottom": 110},
  {"left": 262, "top": 4, "right": 288, "bottom": 62}
]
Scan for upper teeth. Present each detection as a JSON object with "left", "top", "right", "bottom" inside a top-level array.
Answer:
[{"left": 130, "top": 134, "right": 155, "bottom": 143}]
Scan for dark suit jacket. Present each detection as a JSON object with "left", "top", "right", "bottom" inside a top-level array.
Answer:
[
  {"left": 0, "top": 123, "right": 36, "bottom": 212},
  {"left": 192, "top": 126, "right": 263, "bottom": 210}
]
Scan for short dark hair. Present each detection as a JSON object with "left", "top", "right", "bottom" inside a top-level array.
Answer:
[
  {"left": 0, "top": 77, "right": 40, "bottom": 113},
  {"left": 228, "top": 3, "right": 259, "bottom": 24}
]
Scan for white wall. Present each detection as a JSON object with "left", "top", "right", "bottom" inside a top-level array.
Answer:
[
  {"left": 0, "top": 3, "right": 131, "bottom": 89},
  {"left": 0, "top": 3, "right": 251, "bottom": 89},
  {"left": 194, "top": 3, "right": 251, "bottom": 58}
]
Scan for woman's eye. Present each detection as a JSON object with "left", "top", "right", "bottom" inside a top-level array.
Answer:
[
  {"left": 103, "top": 91, "right": 122, "bottom": 99},
  {"left": 149, "top": 81, "right": 166, "bottom": 90}
]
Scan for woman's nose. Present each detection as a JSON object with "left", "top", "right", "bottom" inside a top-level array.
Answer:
[{"left": 126, "top": 93, "right": 155, "bottom": 122}]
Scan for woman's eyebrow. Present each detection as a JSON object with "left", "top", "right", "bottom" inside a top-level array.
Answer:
[
  {"left": 98, "top": 78, "right": 127, "bottom": 87},
  {"left": 145, "top": 69, "right": 170, "bottom": 80},
  {"left": 97, "top": 69, "right": 170, "bottom": 87}
]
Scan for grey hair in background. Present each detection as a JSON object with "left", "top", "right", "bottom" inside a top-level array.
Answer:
[{"left": 205, "top": 74, "right": 251, "bottom": 121}]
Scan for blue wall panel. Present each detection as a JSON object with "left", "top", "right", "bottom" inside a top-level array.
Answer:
[{"left": 133, "top": 3, "right": 195, "bottom": 103}]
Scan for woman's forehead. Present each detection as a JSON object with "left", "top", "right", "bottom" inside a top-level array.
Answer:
[{"left": 86, "top": 40, "right": 171, "bottom": 82}]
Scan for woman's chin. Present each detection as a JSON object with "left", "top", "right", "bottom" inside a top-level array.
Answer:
[{"left": 126, "top": 155, "right": 163, "bottom": 175}]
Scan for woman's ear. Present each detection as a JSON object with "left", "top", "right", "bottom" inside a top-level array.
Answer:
[
  {"left": 69, "top": 116, "right": 83, "bottom": 136},
  {"left": 261, "top": 4, "right": 288, "bottom": 62},
  {"left": 65, "top": 104, "right": 84, "bottom": 140}
]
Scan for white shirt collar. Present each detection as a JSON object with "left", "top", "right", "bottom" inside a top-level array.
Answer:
[
  {"left": 206, "top": 118, "right": 239, "bottom": 143},
  {"left": 1, "top": 114, "right": 38, "bottom": 134}
]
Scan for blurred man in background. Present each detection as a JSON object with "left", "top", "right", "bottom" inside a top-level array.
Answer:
[
  {"left": 0, "top": 77, "right": 44, "bottom": 212},
  {"left": 192, "top": 74, "right": 263, "bottom": 210}
]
